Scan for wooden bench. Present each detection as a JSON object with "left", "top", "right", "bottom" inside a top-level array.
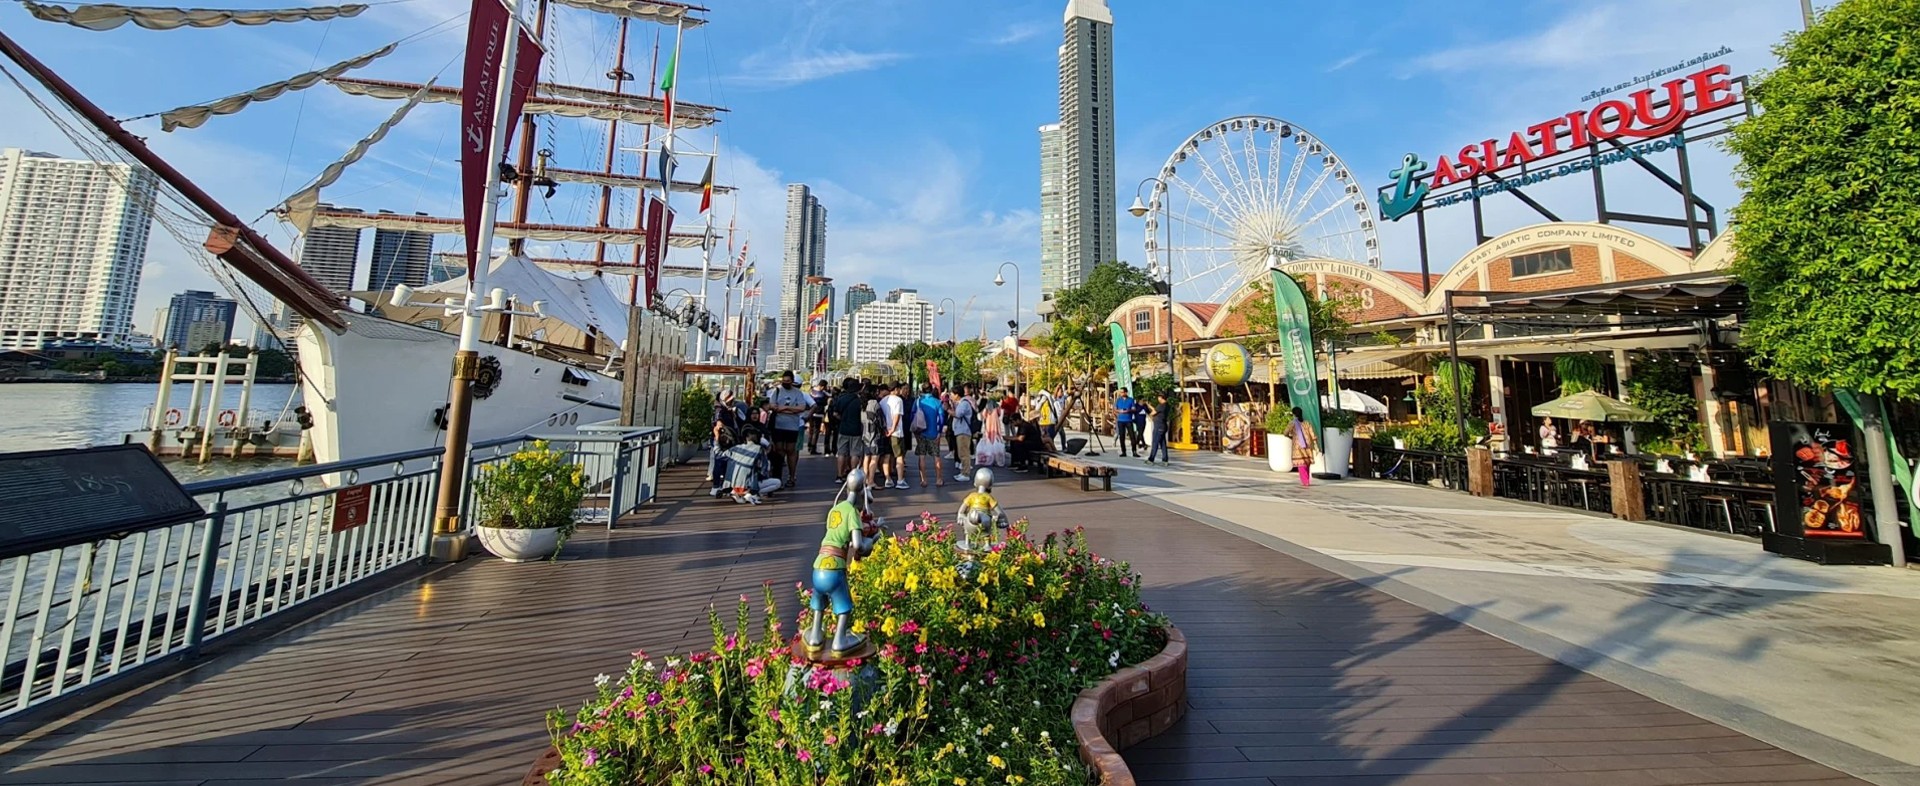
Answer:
[{"left": 1044, "top": 455, "right": 1116, "bottom": 491}]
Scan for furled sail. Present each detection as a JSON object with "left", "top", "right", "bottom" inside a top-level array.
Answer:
[
  {"left": 545, "top": 167, "right": 730, "bottom": 194},
  {"left": 278, "top": 79, "right": 436, "bottom": 232},
  {"left": 159, "top": 43, "right": 397, "bottom": 132},
  {"left": 547, "top": 0, "right": 705, "bottom": 27},
  {"left": 309, "top": 208, "right": 708, "bottom": 247},
  {"left": 326, "top": 77, "right": 719, "bottom": 128},
  {"left": 433, "top": 253, "right": 730, "bottom": 279},
  {"left": 21, "top": 0, "right": 367, "bottom": 31}
]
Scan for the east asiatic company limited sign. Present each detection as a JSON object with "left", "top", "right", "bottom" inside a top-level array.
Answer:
[{"left": 1377, "top": 64, "right": 1744, "bottom": 221}]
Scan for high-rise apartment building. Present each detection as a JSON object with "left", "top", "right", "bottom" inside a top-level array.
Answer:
[
  {"left": 161, "top": 289, "right": 237, "bottom": 351},
  {"left": 844, "top": 283, "right": 876, "bottom": 316},
  {"left": 368, "top": 211, "right": 433, "bottom": 292},
  {"left": 297, "top": 204, "right": 362, "bottom": 293},
  {"left": 753, "top": 316, "right": 778, "bottom": 371},
  {"left": 1038, "top": 123, "right": 1066, "bottom": 299},
  {"left": 846, "top": 292, "right": 932, "bottom": 364},
  {"left": 884, "top": 287, "right": 918, "bottom": 303},
  {"left": 0, "top": 148, "right": 158, "bottom": 350},
  {"left": 831, "top": 313, "right": 852, "bottom": 361},
  {"left": 774, "top": 184, "right": 826, "bottom": 370},
  {"left": 1058, "top": 0, "right": 1115, "bottom": 292}
]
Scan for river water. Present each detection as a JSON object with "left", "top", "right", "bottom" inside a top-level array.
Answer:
[{"left": 0, "top": 382, "right": 301, "bottom": 483}]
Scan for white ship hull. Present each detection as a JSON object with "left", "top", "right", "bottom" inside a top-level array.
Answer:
[{"left": 294, "top": 313, "right": 624, "bottom": 465}]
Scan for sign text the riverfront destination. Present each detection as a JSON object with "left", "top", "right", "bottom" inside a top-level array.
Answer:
[{"left": 1378, "top": 64, "right": 1744, "bottom": 221}]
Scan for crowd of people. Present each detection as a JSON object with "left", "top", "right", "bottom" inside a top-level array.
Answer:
[{"left": 704, "top": 373, "right": 1181, "bottom": 502}]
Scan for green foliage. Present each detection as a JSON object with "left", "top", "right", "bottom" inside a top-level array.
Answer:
[
  {"left": 1130, "top": 372, "right": 1177, "bottom": 404},
  {"left": 887, "top": 340, "right": 985, "bottom": 388},
  {"left": 1625, "top": 352, "right": 1707, "bottom": 454},
  {"left": 1554, "top": 354, "right": 1605, "bottom": 395},
  {"left": 1410, "top": 360, "right": 1484, "bottom": 450},
  {"left": 1372, "top": 422, "right": 1411, "bottom": 446},
  {"left": 1050, "top": 261, "right": 1157, "bottom": 325},
  {"left": 1223, "top": 276, "right": 1358, "bottom": 350},
  {"left": 679, "top": 385, "right": 715, "bottom": 445},
  {"left": 473, "top": 441, "right": 586, "bottom": 539},
  {"left": 544, "top": 520, "right": 1166, "bottom": 785},
  {"left": 1263, "top": 406, "right": 1294, "bottom": 434},
  {"left": 253, "top": 348, "right": 294, "bottom": 378},
  {"left": 1035, "top": 317, "right": 1108, "bottom": 386},
  {"left": 1726, "top": 0, "right": 1920, "bottom": 398},
  {"left": 1321, "top": 408, "right": 1359, "bottom": 432}
]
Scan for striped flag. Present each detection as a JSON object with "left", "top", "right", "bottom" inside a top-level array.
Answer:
[
  {"left": 656, "top": 37, "right": 679, "bottom": 191},
  {"left": 698, "top": 157, "right": 714, "bottom": 213},
  {"left": 805, "top": 294, "right": 830, "bottom": 332}
]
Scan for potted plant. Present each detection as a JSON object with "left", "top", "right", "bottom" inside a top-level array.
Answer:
[
  {"left": 676, "top": 385, "right": 715, "bottom": 464},
  {"left": 473, "top": 441, "right": 586, "bottom": 562},
  {"left": 1314, "top": 409, "right": 1360, "bottom": 478},
  {"left": 1374, "top": 423, "right": 1409, "bottom": 450},
  {"left": 1263, "top": 406, "right": 1296, "bottom": 472}
]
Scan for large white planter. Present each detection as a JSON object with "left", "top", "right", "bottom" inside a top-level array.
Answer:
[
  {"left": 1266, "top": 433, "right": 1294, "bottom": 472},
  {"left": 1311, "top": 428, "right": 1354, "bottom": 478},
  {"left": 477, "top": 525, "right": 564, "bottom": 562}
]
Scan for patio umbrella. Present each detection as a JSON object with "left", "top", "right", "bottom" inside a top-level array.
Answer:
[
  {"left": 1530, "top": 390, "right": 1653, "bottom": 422},
  {"left": 1321, "top": 389, "right": 1388, "bottom": 415}
]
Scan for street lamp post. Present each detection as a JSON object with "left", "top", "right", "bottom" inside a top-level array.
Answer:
[
  {"left": 936, "top": 297, "right": 958, "bottom": 344},
  {"left": 993, "top": 263, "right": 1022, "bottom": 340},
  {"left": 1128, "top": 178, "right": 1176, "bottom": 383}
]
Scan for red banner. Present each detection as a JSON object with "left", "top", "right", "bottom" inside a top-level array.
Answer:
[
  {"left": 926, "top": 360, "right": 942, "bottom": 392},
  {"left": 642, "top": 196, "right": 672, "bottom": 306},
  {"left": 459, "top": 0, "right": 544, "bottom": 278}
]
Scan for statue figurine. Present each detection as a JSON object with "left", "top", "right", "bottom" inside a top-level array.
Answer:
[
  {"left": 956, "top": 467, "right": 1008, "bottom": 551},
  {"left": 805, "top": 469, "right": 882, "bottom": 659}
]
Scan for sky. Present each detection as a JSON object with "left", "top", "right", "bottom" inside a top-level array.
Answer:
[{"left": 0, "top": 0, "right": 1825, "bottom": 348}]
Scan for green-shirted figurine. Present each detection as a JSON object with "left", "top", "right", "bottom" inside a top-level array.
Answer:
[{"left": 804, "top": 468, "right": 882, "bottom": 659}]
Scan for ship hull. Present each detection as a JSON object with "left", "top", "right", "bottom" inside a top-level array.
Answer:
[{"left": 294, "top": 313, "right": 625, "bottom": 465}]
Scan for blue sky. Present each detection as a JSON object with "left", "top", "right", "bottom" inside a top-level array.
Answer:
[{"left": 0, "top": 0, "right": 1821, "bottom": 343}]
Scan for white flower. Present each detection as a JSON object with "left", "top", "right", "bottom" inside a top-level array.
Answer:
[
  {"left": 1109, "top": 650, "right": 1121, "bottom": 667},
  {"left": 820, "top": 700, "right": 832, "bottom": 711},
  {"left": 1040, "top": 731, "right": 1050, "bottom": 742},
  {"left": 643, "top": 660, "right": 657, "bottom": 673},
  {"left": 884, "top": 719, "right": 900, "bottom": 736},
  {"left": 1001, "top": 741, "right": 1009, "bottom": 748},
  {"left": 666, "top": 657, "right": 683, "bottom": 669},
  {"left": 857, "top": 709, "right": 870, "bottom": 720},
  {"left": 593, "top": 673, "right": 610, "bottom": 687}
]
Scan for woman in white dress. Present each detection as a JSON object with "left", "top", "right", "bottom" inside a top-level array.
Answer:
[{"left": 975, "top": 407, "right": 1009, "bottom": 468}]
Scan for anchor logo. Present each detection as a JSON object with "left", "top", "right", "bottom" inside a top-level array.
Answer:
[{"left": 1377, "top": 153, "right": 1431, "bottom": 222}]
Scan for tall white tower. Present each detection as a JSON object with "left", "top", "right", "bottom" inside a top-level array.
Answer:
[
  {"left": 0, "top": 148, "right": 158, "bottom": 350},
  {"left": 1058, "top": 0, "right": 1115, "bottom": 293},
  {"left": 1038, "top": 123, "right": 1066, "bottom": 300},
  {"left": 775, "top": 184, "right": 826, "bottom": 370}
]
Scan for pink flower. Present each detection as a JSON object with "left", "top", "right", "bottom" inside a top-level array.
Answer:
[
  {"left": 699, "top": 763, "right": 715, "bottom": 775},
  {"left": 725, "top": 635, "right": 738, "bottom": 650},
  {"left": 914, "top": 642, "right": 928, "bottom": 654},
  {"left": 868, "top": 723, "right": 886, "bottom": 736},
  {"left": 796, "top": 748, "right": 813, "bottom": 762},
  {"left": 582, "top": 749, "right": 600, "bottom": 767},
  {"left": 823, "top": 733, "right": 838, "bottom": 746},
  {"left": 768, "top": 708, "right": 780, "bottom": 721},
  {"left": 630, "top": 649, "right": 648, "bottom": 659},
  {"left": 899, "top": 620, "right": 921, "bottom": 635},
  {"left": 746, "top": 658, "right": 765, "bottom": 678},
  {"left": 645, "top": 691, "right": 663, "bottom": 706},
  {"left": 739, "top": 593, "right": 750, "bottom": 603}
]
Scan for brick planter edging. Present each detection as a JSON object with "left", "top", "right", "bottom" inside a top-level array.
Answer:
[
  {"left": 524, "top": 626, "right": 1188, "bottom": 786},
  {"left": 1071, "top": 626, "right": 1188, "bottom": 785}
]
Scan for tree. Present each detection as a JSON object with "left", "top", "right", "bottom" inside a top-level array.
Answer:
[
  {"left": 885, "top": 340, "right": 984, "bottom": 388},
  {"left": 1726, "top": 0, "right": 1920, "bottom": 398},
  {"left": 1049, "top": 261, "right": 1157, "bottom": 325},
  {"left": 254, "top": 348, "right": 294, "bottom": 378},
  {"left": 1221, "top": 276, "right": 1357, "bottom": 349}
]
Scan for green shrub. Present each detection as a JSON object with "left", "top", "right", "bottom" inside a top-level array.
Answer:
[
  {"left": 679, "top": 385, "right": 716, "bottom": 446},
  {"left": 543, "top": 519, "right": 1167, "bottom": 785},
  {"left": 1321, "top": 409, "right": 1359, "bottom": 432},
  {"left": 473, "top": 441, "right": 586, "bottom": 542},
  {"left": 1263, "top": 406, "right": 1294, "bottom": 434}
]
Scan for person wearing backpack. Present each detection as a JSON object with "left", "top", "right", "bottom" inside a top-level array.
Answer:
[
  {"left": 709, "top": 389, "right": 747, "bottom": 497},
  {"left": 912, "top": 384, "right": 948, "bottom": 488},
  {"left": 951, "top": 384, "right": 978, "bottom": 483},
  {"left": 828, "top": 378, "right": 866, "bottom": 484},
  {"left": 861, "top": 383, "right": 892, "bottom": 490}
]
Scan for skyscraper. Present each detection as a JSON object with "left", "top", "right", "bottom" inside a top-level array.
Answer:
[
  {"left": 297, "top": 203, "right": 362, "bottom": 293},
  {"left": 846, "top": 292, "right": 933, "bottom": 364},
  {"left": 774, "top": 184, "right": 826, "bottom": 370},
  {"left": 1038, "top": 123, "right": 1066, "bottom": 299},
  {"left": 844, "top": 283, "right": 876, "bottom": 316},
  {"left": 0, "top": 148, "right": 157, "bottom": 350},
  {"left": 1058, "top": 0, "right": 1115, "bottom": 292},
  {"left": 161, "top": 290, "right": 237, "bottom": 351},
  {"left": 368, "top": 211, "right": 433, "bottom": 292}
]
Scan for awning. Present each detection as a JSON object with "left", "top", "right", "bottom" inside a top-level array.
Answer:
[{"left": 1454, "top": 272, "right": 1747, "bottom": 327}]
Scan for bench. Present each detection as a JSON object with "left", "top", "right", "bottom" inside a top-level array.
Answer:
[{"left": 1044, "top": 455, "right": 1116, "bottom": 492}]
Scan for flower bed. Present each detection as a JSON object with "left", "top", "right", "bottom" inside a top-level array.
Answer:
[{"left": 533, "top": 516, "right": 1168, "bottom": 785}]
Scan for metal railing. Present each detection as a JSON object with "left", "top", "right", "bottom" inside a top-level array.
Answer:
[
  {"left": 0, "top": 426, "right": 662, "bottom": 719},
  {"left": 1369, "top": 446, "right": 1469, "bottom": 490}
]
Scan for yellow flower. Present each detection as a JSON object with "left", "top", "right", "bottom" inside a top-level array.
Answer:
[
  {"left": 954, "top": 779, "right": 967, "bottom": 786},
  {"left": 988, "top": 754, "right": 1006, "bottom": 769},
  {"left": 1025, "top": 574, "right": 1034, "bottom": 587},
  {"left": 881, "top": 617, "right": 899, "bottom": 637},
  {"left": 905, "top": 572, "right": 920, "bottom": 592},
  {"left": 1031, "top": 610, "right": 1046, "bottom": 628},
  {"left": 852, "top": 619, "right": 867, "bottom": 633},
  {"left": 1007, "top": 776, "right": 1025, "bottom": 785}
]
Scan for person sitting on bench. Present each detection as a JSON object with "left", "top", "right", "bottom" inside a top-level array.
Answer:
[{"left": 1007, "top": 412, "right": 1047, "bottom": 472}]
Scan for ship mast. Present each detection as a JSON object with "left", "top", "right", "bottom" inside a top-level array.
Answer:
[
  {"left": 504, "top": 0, "right": 552, "bottom": 258},
  {"left": 591, "top": 19, "right": 632, "bottom": 266}
]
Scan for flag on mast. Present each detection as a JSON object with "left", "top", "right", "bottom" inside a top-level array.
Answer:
[
  {"left": 656, "top": 27, "right": 680, "bottom": 191},
  {"left": 698, "top": 157, "right": 714, "bottom": 213},
  {"left": 805, "top": 294, "right": 830, "bottom": 332}
]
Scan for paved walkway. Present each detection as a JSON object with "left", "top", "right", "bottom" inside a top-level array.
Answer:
[{"left": 0, "top": 446, "right": 1897, "bottom": 785}]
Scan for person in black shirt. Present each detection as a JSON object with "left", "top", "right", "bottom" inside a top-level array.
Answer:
[
  {"left": 1007, "top": 412, "right": 1047, "bottom": 472},
  {"left": 828, "top": 378, "right": 866, "bottom": 483}
]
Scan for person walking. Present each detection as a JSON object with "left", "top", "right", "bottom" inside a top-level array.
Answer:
[
  {"left": 913, "top": 384, "right": 948, "bottom": 488},
  {"left": 882, "top": 381, "right": 910, "bottom": 489},
  {"left": 1289, "top": 406, "right": 1316, "bottom": 487},
  {"left": 806, "top": 380, "right": 830, "bottom": 455},
  {"left": 862, "top": 383, "right": 890, "bottom": 489},
  {"left": 828, "top": 378, "right": 866, "bottom": 484},
  {"left": 951, "top": 384, "right": 978, "bottom": 482},
  {"left": 767, "top": 370, "right": 812, "bottom": 490},
  {"left": 1145, "top": 391, "right": 1172, "bottom": 464},
  {"left": 1113, "top": 388, "right": 1138, "bottom": 458}
]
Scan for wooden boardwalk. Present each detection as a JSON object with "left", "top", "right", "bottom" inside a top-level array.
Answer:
[{"left": 0, "top": 452, "right": 1867, "bottom": 785}]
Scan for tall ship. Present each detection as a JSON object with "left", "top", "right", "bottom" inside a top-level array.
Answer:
[{"left": 3, "top": 0, "right": 761, "bottom": 463}]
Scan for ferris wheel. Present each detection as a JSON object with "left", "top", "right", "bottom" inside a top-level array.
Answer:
[{"left": 1141, "top": 116, "right": 1381, "bottom": 304}]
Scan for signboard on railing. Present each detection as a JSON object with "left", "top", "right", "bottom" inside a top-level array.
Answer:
[
  {"left": 331, "top": 484, "right": 373, "bottom": 532},
  {"left": 0, "top": 445, "right": 204, "bottom": 558}
]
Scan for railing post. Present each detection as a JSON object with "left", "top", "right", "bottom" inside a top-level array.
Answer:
[
  {"left": 607, "top": 443, "right": 631, "bottom": 530},
  {"left": 1607, "top": 459, "right": 1645, "bottom": 521},
  {"left": 184, "top": 499, "right": 227, "bottom": 652}
]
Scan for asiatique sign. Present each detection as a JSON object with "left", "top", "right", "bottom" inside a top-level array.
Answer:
[{"left": 1377, "top": 64, "right": 1743, "bottom": 221}]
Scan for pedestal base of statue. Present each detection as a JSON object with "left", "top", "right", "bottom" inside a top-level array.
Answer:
[
  {"left": 785, "top": 638, "right": 883, "bottom": 716},
  {"left": 792, "top": 636, "right": 876, "bottom": 666}
]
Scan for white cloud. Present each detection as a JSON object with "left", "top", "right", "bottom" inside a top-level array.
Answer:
[
  {"left": 728, "top": 48, "right": 906, "bottom": 88},
  {"left": 979, "top": 20, "right": 1050, "bottom": 46},
  {"left": 1324, "top": 48, "right": 1374, "bottom": 73}
]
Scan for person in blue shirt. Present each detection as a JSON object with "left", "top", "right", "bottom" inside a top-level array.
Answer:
[
  {"left": 1114, "top": 388, "right": 1137, "bottom": 458},
  {"left": 912, "top": 385, "right": 948, "bottom": 488}
]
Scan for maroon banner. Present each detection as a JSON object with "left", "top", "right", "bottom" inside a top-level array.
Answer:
[
  {"left": 642, "top": 196, "right": 672, "bottom": 307},
  {"left": 458, "top": 1, "right": 544, "bottom": 278}
]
